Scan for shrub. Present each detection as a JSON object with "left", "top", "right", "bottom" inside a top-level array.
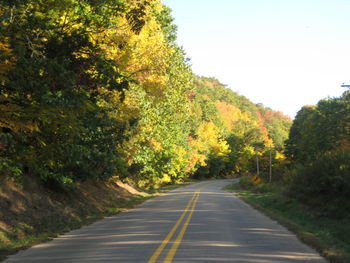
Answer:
[
  {"left": 288, "top": 151, "right": 350, "bottom": 218},
  {"left": 239, "top": 176, "right": 254, "bottom": 189}
]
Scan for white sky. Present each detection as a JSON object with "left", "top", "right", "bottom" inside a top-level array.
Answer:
[{"left": 162, "top": 0, "right": 350, "bottom": 118}]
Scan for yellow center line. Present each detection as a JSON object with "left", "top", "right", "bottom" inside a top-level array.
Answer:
[
  {"left": 147, "top": 191, "right": 199, "bottom": 263},
  {"left": 163, "top": 191, "right": 200, "bottom": 263}
]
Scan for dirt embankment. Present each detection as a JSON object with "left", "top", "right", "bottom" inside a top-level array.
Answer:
[{"left": 0, "top": 176, "right": 143, "bottom": 259}]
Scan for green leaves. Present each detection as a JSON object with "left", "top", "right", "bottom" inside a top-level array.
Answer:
[
  {"left": 285, "top": 91, "right": 350, "bottom": 218},
  {"left": 0, "top": 0, "right": 130, "bottom": 188},
  {"left": 0, "top": 0, "right": 293, "bottom": 189},
  {"left": 286, "top": 91, "right": 350, "bottom": 163}
]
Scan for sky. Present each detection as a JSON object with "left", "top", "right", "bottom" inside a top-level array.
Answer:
[{"left": 162, "top": 0, "right": 350, "bottom": 118}]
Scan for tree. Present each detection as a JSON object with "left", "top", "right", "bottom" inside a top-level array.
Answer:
[{"left": 285, "top": 91, "right": 350, "bottom": 216}]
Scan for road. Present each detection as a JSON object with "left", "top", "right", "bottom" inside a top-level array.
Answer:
[{"left": 4, "top": 180, "right": 327, "bottom": 263}]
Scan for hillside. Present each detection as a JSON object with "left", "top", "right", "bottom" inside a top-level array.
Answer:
[{"left": 0, "top": 176, "right": 146, "bottom": 260}]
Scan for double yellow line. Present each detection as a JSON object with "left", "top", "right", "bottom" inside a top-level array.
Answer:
[{"left": 147, "top": 190, "right": 200, "bottom": 263}]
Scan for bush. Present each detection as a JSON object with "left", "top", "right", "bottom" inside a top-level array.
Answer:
[
  {"left": 239, "top": 176, "right": 254, "bottom": 189},
  {"left": 0, "top": 159, "right": 23, "bottom": 178},
  {"left": 288, "top": 151, "right": 350, "bottom": 218},
  {"left": 254, "top": 182, "right": 279, "bottom": 193}
]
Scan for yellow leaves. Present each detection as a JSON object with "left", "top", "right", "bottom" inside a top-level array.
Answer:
[
  {"left": 275, "top": 151, "right": 286, "bottom": 161},
  {"left": 196, "top": 121, "right": 219, "bottom": 148},
  {"left": 0, "top": 37, "right": 16, "bottom": 83},
  {"left": 149, "top": 0, "right": 164, "bottom": 13},
  {"left": 115, "top": 87, "right": 144, "bottom": 121},
  {"left": 245, "top": 145, "right": 256, "bottom": 156},
  {"left": 186, "top": 152, "right": 206, "bottom": 172},
  {"left": 95, "top": 0, "right": 176, "bottom": 172},
  {"left": 161, "top": 173, "right": 172, "bottom": 183},
  {"left": 179, "top": 120, "right": 232, "bottom": 173},
  {"left": 0, "top": 40, "right": 12, "bottom": 56},
  {"left": 90, "top": 0, "right": 171, "bottom": 96},
  {"left": 193, "top": 121, "right": 230, "bottom": 164},
  {"left": 57, "top": 8, "right": 85, "bottom": 34},
  {"left": 215, "top": 101, "right": 241, "bottom": 131},
  {"left": 215, "top": 140, "right": 231, "bottom": 158},
  {"left": 174, "top": 145, "right": 186, "bottom": 159},
  {"left": 149, "top": 138, "right": 163, "bottom": 151},
  {"left": 201, "top": 94, "right": 211, "bottom": 101},
  {"left": 97, "top": 88, "right": 123, "bottom": 106},
  {"left": 37, "top": 139, "right": 47, "bottom": 147},
  {"left": 172, "top": 145, "right": 189, "bottom": 174},
  {"left": 122, "top": 16, "right": 170, "bottom": 93}
]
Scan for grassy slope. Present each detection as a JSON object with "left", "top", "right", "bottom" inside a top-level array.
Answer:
[
  {"left": 225, "top": 183, "right": 350, "bottom": 263},
  {"left": 0, "top": 177, "right": 190, "bottom": 261}
]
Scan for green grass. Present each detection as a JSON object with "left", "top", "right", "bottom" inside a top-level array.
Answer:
[{"left": 225, "top": 183, "right": 350, "bottom": 263}]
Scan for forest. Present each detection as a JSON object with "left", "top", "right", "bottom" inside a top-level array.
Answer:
[
  {"left": 0, "top": 0, "right": 349, "bottom": 204},
  {"left": 0, "top": 0, "right": 292, "bottom": 189}
]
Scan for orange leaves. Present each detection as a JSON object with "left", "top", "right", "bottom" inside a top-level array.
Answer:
[
  {"left": 256, "top": 111, "right": 271, "bottom": 144},
  {"left": 149, "top": 138, "right": 163, "bottom": 151},
  {"left": 185, "top": 152, "right": 206, "bottom": 172},
  {"left": 215, "top": 101, "right": 241, "bottom": 131}
]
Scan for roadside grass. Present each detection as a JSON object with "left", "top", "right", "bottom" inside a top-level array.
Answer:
[
  {"left": 0, "top": 182, "right": 189, "bottom": 261},
  {"left": 225, "top": 183, "right": 350, "bottom": 263},
  {"left": 0, "top": 194, "right": 151, "bottom": 261}
]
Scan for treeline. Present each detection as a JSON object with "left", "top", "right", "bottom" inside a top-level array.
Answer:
[
  {"left": 285, "top": 90, "right": 350, "bottom": 217},
  {"left": 0, "top": 0, "right": 291, "bottom": 189},
  {"left": 191, "top": 77, "right": 291, "bottom": 179}
]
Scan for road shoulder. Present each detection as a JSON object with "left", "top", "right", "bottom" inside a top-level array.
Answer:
[{"left": 225, "top": 183, "right": 349, "bottom": 263}]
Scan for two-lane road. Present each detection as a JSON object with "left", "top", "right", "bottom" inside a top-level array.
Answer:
[{"left": 4, "top": 180, "right": 327, "bottom": 262}]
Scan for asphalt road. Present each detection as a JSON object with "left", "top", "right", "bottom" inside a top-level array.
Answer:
[{"left": 4, "top": 180, "right": 327, "bottom": 263}]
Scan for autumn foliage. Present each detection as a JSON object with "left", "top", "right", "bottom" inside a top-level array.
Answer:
[{"left": 0, "top": 0, "right": 292, "bottom": 188}]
